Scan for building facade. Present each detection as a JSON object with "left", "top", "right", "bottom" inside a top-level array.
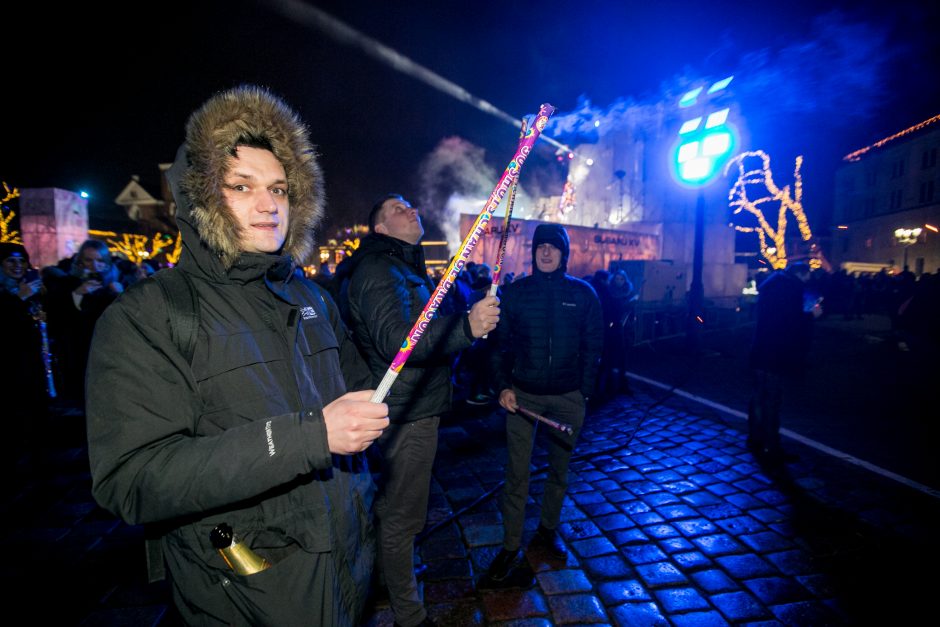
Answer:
[{"left": 832, "top": 114, "right": 940, "bottom": 276}]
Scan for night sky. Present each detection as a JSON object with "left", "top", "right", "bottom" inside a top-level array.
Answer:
[{"left": 6, "top": 0, "right": 940, "bottom": 237}]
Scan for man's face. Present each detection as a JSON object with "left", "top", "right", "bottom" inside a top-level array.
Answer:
[
  {"left": 79, "top": 248, "right": 108, "bottom": 275},
  {"left": 222, "top": 146, "right": 290, "bottom": 254},
  {"left": 2, "top": 253, "right": 28, "bottom": 280},
  {"left": 535, "top": 243, "right": 562, "bottom": 273},
  {"left": 375, "top": 197, "right": 423, "bottom": 245}
]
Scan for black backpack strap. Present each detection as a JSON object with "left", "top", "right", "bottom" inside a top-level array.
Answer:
[
  {"left": 145, "top": 268, "right": 199, "bottom": 582},
  {"left": 154, "top": 268, "right": 199, "bottom": 364}
]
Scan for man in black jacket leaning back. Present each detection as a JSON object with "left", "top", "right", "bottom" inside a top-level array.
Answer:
[{"left": 343, "top": 194, "right": 499, "bottom": 627}]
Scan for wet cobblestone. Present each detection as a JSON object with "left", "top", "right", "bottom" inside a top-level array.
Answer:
[{"left": 6, "top": 381, "right": 938, "bottom": 625}]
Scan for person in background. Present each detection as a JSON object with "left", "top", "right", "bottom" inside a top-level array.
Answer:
[
  {"left": 484, "top": 224, "right": 603, "bottom": 586},
  {"left": 748, "top": 261, "right": 822, "bottom": 465},
  {"left": 0, "top": 242, "right": 49, "bottom": 485},
  {"left": 608, "top": 269, "right": 638, "bottom": 395},
  {"left": 46, "top": 239, "right": 123, "bottom": 406},
  {"left": 343, "top": 194, "right": 499, "bottom": 627}
]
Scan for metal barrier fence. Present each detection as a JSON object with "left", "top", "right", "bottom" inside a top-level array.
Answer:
[{"left": 629, "top": 296, "right": 756, "bottom": 345}]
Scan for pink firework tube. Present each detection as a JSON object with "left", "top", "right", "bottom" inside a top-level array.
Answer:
[
  {"left": 480, "top": 177, "right": 516, "bottom": 341},
  {"left": 370, "top": 103, "right": 555, "bottom": 403},
  {"left": 516, "top": 405, "right": 574, "bottom": 436},
  {"left": 481, "top": 119, "right": 527, "bottom": 340}
]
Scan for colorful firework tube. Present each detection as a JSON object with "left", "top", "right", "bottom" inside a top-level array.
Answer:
[
  {"left": 370, "top": 103, "right": 555, "bottom": 404},
  {"left": 481, "top": 120, "right": 526, "bottom": 340},
  {"left": 517, "top": 405, "right": 574, "bottom": 436},
  {"left": 488, "top": 179, "right": 518, "bottom": 298},
  {"left": 480, "top": 177, "right": 516, "bottom": 341},
  {"left": 489, "top": 118, "right": 528, "bottom": 296}
]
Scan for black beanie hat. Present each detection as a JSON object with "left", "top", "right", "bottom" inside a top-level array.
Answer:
[
  {"left": 531, "top": 223, "right": 569, "bottom": 273},
  {"left": 0, "top": 242, "right": 29, "bottom": 265}
]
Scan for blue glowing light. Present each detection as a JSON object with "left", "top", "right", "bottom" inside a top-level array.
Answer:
[
  {"left": 80, "top": 191, "right": 90, "bottom": 199},
  {"left": 679, "top": 86, "right": 702, "bottom": 108},
  {"left": 672, "top": 77, "right": 737, "bottom": 186},
  {"left": 707, "top": 75, "right": 734, "bottom": 94},
  {"left": 681, "top": 158, "right": 712, "bottom": 182},
  {"left": 679, "top": 117, "right": 702, "bottom": 135},
  {"left": 702, "top": 132, "right": 731, "bottom": 157},
  {"left": 705, "top": 108, "right": 729, "bottom": 128},
  {"left": 677, "top": 141, "right": 700, "bottom": 163}
]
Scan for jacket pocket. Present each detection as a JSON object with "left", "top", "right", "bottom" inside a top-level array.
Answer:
[
  {"left": 194, "top": 329, "right": 287, "bottom": 416},
  {"left": 219, "top": 547, "right": 344, "bottom": 627}
]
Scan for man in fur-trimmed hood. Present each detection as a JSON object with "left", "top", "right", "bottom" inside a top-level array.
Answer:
[
  {"left": 86, "top": 85, "right": 388, "bottom": 626},
  {"left": 177, "top": 84, "right": 323, "bottom": 269}
]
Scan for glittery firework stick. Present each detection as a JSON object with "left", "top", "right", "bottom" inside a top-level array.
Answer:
[
  {"left": 481, "top": 118, "right": 527, "bottom": 340},
  {"left": 516, "top": 405, "right": 574, "bottom": 436},
  {"left": 489, "top": 118, "right": 528, "bottom": 295},
  {"left": 370, "top": 103, "right": 556, "bottom": 404},
  {"left": 487, "top": 179, "right": 518, "bottom": 297}
]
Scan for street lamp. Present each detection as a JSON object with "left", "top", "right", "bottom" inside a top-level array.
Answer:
[
  {"left": 894, "top": 227, "right": 922, "bottom": 272},
  {"left": 671, "top": 76, "right": 738, "bottom": 351}
]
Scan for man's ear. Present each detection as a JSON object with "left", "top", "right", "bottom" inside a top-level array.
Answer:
[{"left": 374, "top": 223, "right": 388, "bottom": 236}]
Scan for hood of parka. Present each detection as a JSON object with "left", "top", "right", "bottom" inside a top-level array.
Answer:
[{"left": 166, "top": 85, "right": 324, "bottom": 276}]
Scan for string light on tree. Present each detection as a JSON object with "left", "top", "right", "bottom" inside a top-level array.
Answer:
[
  {"left": 88, "top": 229, "right": 179, "bottom": 265},
  {"left": 1, "top": 181, "right": 23, "bottom": 244},
  {"left": 724, "top": 150, "right": 826, "bottom": 270},
  {"left": 165, "top": 232, "right": 183, "bottom": 265}
]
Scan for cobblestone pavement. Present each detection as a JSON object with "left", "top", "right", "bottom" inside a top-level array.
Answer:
[
  {"left": 4, "top": 380, "right": 936, "bottom": 626},
  {"left": 372, "top": 388, "right": 940, "bottom": 626}
]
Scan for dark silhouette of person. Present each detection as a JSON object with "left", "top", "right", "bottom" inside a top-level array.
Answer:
[{"left": 748, "top": 262, "right": 821, "bottom": 464}]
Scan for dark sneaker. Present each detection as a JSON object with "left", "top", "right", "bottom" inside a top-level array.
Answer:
[
  {"left": 485, "top": 548, "right": 518, "bottom": 580},
  {"left": 531, "top": 525, "right": 567, "bottom": 560},
  {"left": 481, "top": 548, "right": 534, "bottom": 589}
]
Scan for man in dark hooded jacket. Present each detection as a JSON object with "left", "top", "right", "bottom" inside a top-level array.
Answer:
[
  {"left": 340, "top": 194, "right": 499, "bottom": 627},
  {"left": 86, "top": 86, "right": 389, "bottom": 626},
  {"left": 484, "top": 223, "right": 603, "bottom": 586}
]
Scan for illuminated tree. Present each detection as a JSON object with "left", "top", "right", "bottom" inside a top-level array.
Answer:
[
  {"left": 1, "top": 181, "right": 23, "bottom": 244},
  {"left": 89, "top": 229, "right": 180, "bottom": 265},
  {"left": 724, "top": 150, "right": 823, "bottom": 269},
  {"left": 165, "top": 232, "right": 182, "bottom": 265}
]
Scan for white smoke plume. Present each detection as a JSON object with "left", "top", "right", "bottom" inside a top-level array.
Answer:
[{"left": 416, "top": 136, "right": 533, "bottom": 253}]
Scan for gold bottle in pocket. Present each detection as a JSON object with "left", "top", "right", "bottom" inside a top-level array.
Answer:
[{"left": 210, "top": 523, "right": 271, "bottom": 575}]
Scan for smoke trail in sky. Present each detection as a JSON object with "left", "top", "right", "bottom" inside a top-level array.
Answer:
[
  {"left": 547, "top": 96, "right": 663, "bottom": 141},
  {"left": 735, "top": 11, "right": 891, "bottom": 124},
  {"left": 268, "top": 0, "right": 569, "bottom": 152},
  {"left": 546, "top": 10, "right": 893, "bottom": 150}
]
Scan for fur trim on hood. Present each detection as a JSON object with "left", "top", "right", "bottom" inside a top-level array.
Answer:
[{"left": 180, "top": 85, "right": 324, "bottom": 269}]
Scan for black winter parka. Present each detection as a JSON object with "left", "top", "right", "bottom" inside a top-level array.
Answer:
[
  {"left": 344, "top": 233, "right": 474, "bottom": 422},
  {"left": 86, "top": 86, "right": 376, "bottom": 626},
  {"left": 493, "top": 267, "right": 603, "bottom": 398}
]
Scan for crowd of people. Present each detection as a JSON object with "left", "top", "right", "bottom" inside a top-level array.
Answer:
[
  {"left": 3, "top": 84, "right": 939, "bottom": 626},
  {"left": 1, "top": 240, "right": 158, "bottom": 484}
]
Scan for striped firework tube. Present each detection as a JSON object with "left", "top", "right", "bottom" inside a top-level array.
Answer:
[
  {"left": 370, "top": 103, "right": 555, "bottom": 403},
  {"left": 517, "top": 405, "right": 574, "bottom": 435}
]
